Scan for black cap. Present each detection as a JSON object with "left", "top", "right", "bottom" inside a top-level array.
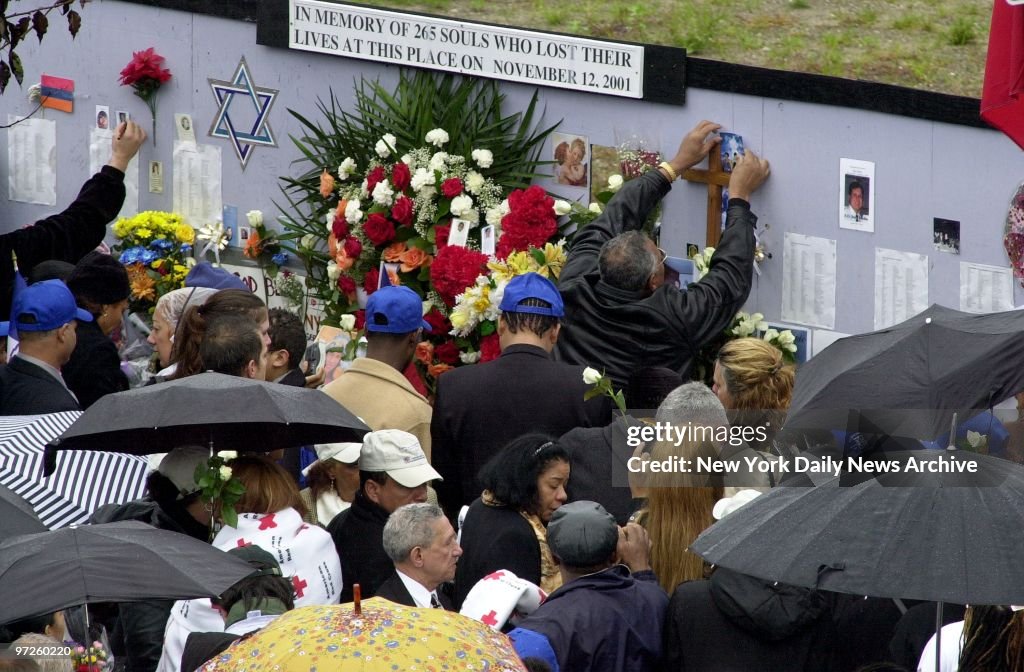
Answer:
[
  {"left": 227, "top": 544, "right": 283, "bottom": 577},
  {"left": 67, "top": 251, "right": 130, "bottom": 306},
  {"left": 547, "top": 501, "right": 619, "bottom": 568}
]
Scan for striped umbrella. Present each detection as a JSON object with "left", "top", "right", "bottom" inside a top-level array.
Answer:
[{"left": 0, "top": 412, "right": 148, "bottom": 528}]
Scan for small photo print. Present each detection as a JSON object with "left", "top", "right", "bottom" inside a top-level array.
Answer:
[
  {"left": 933, "top": 218, "right": 961, "bottom": 255},
  {"left": 377, "top": 261, "right": 400, "bottom": 289},
  {"left": 95, "top": 105, "right": 110, "bottom": 130},
  {"left": 448, "top": 218, "right": 472, "bottom": 248},
  {"left": 175, "top": 113, "right": 197, "bottom": 143},
  {"left": 116, "top": 110, "right": 130, "bottom": 126},
  {"left": 481, "top": 225, "right": 496, "bottom": 256},
  {"left": 839, "top": 158, "right": 875, "bottom": 233},
  {"left": 686, "top": 243, "right": 700, "bottom": 259},
  {"left": 552, "top": 132, "right": 589, "bottom": 188},
  {"left": 719, "top": 132, "right": 744, "bottom": 173}
]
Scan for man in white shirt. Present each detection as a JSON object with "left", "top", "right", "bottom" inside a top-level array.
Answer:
[{"left": 377, "top": 502, "right": 462, "bottom": 609}]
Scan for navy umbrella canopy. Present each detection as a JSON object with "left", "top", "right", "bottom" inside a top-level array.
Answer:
[
  {"left": 44, "top": 372, "right": 370, "bottom": 473},
  {"left": 785, "top": 304, "right": 1024, "bottom": 442},
  {"left": 0, "top": 483, "right": 46, "bottom": 540}
]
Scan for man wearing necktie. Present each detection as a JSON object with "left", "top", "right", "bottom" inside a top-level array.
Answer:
[{"left": 377, "top": 502, "right": 461, "bottom": 610}]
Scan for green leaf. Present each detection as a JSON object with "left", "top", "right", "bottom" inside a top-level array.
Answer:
[
  {"left": 67, "top": 10, "right": 81, "bottom": 38},
  {"left": 0, "top": 62, "right": 9, "bottom": 95},
  {"left": 31, "top": 11, "right": 47, "bottom": 41},
  {"left": 479, "top": 321, "right": 495, "bottom": 336},
  {"left": 583, "top": 387, "right": 604, "bottom": 402},
  {"left": 222, "top": 506, "right": 238, "bottom": 529},
  {"left": 531, "top": 248, "right": 547, "bottom": 266}
]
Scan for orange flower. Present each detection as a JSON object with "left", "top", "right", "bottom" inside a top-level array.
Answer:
[
  {"left": 319, "top": 169, "right": 336, "bottom": 199},
  {"left": 428, "top": 362, "right": 454, "bottom": 378},
  {"left": 399, "top": 247, "right": 433, "bottom": 273},
  {"left": 327, "top": 232, "right": 339, "bottom": 258},
  {"left": 335, "top": 198, "right": 348, "bottom": 218},
  {"left": 383, "top": 242, "right": 407, "bottom": 263},
  {"left": 243, "top": 229, "right": 262, "bottom": 259},
  {"left": 334, "top": 247, "right": 355, "bottom": 271},
  {"left": 415, "top": 341, "right": 434, "bottom": 366},
  {"left": 126, "top": 263, "right": 156, "bottom": 302}
]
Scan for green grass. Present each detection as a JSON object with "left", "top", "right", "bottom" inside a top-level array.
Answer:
[{"left": 352, "top": 0, "right": 992, "bottom": 96}]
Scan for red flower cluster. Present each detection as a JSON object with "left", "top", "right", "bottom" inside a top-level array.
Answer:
[
  {"left": 496, "top": 186, "right": 557, "bottom": 259},
  {"left": 343, "top": 237, "right": 363, "bottom": 258},
  {"left": 337, "top": 275, "right": 357, "bottom": 298},
  {"left": 391, "top": 196, "right": 414, "bottom": 227},
  {"left": 367, "top": 166, "right": 387, "bottom": 195},
  {"left": 480, "top": 333, "right": 501, "bottom": 362},
  {"left": 332, "top": 215, "right": 349, "bottom": 240},
  {"left": 441, "top": 178, "right": 464, "bottom": 198},
  {"left": 354, "top": 309, "right": 366, "bottom": 330},
  {"left": 424, "top": 308, "right": 451, "bottom": 335},
  {"left": 430, "top": 245, "right": 489, "bottom": 305},
  {"left": 119, "top": 48, "right": 172, "bottom": 96},
  {"left": 363, "top": 268, "right": 380, "bottom": 295},
  {"left": 434, "top": 341, "right": 461, "bottom": 365},
  {"left": 434, "top": 223, "right": 451, "bottom": 249},
  {"left": 392, "top": 163, "right": 411, "bottom": 191},
  {"left": 364, "top": 213, "right": 396, "bottom": 246}
]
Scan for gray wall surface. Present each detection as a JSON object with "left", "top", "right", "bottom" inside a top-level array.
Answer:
[{"left": 2, "top": 0, "right": 1022, "bottom": 336}]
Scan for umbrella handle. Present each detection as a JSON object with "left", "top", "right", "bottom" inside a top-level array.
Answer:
[{"left": 353, "top": 584, "right": 361, "bottom": 616}]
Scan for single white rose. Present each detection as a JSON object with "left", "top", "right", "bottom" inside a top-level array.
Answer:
[
  {"left": 553, "top": 200, "right": 572, "bottom": 216},
  {"left": 778, "top": 330, "right": 796, "bottom": 345},
  {"left": 450, "top": 194, "right": 475, "bottom": 217},
  {"left": 608, "top": 174, "right": 624, "bottom": 191},
  {"left": 375, "top": 133, "right": 397, "bottom": 158},
  {"left": 465, "top": 171, "right": 486, "bottom": 195},
  {"left": 589, "top": 202, "right": 602, "bottom": 214},
  {"left": 337, "top": 157, "right": 357, "bottom": 180},
  {"left": 300, "top": 233, "right": 316, "bottom": 249},
  {"left": 339, "top": 314, "right": 356, "bottom": 331},
  {"left": 472, "top": 148, "right": 494, "bottom": 169},
  {"left": 763, "top": 328, "right": 780, "bottom": 342},
  {"left": 372, "top": 179, "right": 394, "bottom": 206},
  {"left": 345, "top": 199, "right": 363, "bottom": 225},
  {"left": 582, "top": 367, "right": 603, "bottom": 385},
  {"left": 327, "top": 261, "right": 341, "bottom": 281},
  {"left": 967, "top": 430, "right": 984, "bottom": 448},
  {"left": 460, "top": 351, "right": 481, "bottom": 364},
  {"left": 425, "top": 128, "right": 450, "bottom": 147},
  {"left": 245, "top": 210, "right": 263, "bottom": 227},
  {"left": 429, "top": 152, "right": 449, "bottom": 172},
  {"left": 219, "top": 465, "right": 233, "bottom": 480},
  {"left": 411, "top": 167, "right": 434, "bottom": 193}
]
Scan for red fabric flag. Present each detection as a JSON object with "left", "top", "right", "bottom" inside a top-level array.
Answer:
[{"left": 981, "top": 0, "right": 1024, "bottom": 149}]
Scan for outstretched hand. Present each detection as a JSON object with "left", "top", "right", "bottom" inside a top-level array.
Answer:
[
  {"left": 667, "top": 120, "right": 722, "bottom": 174},
  {"left": 108, "top": 121, "right": 147, "bottom": 173},
  {"left": 728, "top": 149, "right": 771, "bottom": 201}
]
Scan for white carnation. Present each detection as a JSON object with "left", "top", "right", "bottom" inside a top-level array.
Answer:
[
  {"left": 465, "top": 171, "right": 486, "bottom": 195},
  {"left": 400, "top": 153, "right": 413, "bottom": 165},
  {"left": 245, "top": 210, "right": 263, "bottom": 227},
  {"left": 372, "top": 179, "right": 395, "bottom": 206},
  {"left": 485, "top": 207, "right": 504, "bottom": 227},
  {"left": 219, "top": 466, "right": 233, "bottom": 480},
  {"left": 411, "top": 167, "right": 434, "bottom": 193},
  {"left": 344, "top": 199, "right": 363, "bottom": 225},
  {"left": 450, "top": 194, "right": 475, "bottom": 218},
  {"left": 337, "top": 157, "right": 357, "bottom": 180},
  {"left": 429, "top": 152, "right": 449, "bottom": 172},
  {"left": 459, "top": 351, "right": 481, "bottom": 364},
  {"left": 425, "top": 128, "right": 450, "bottom": 147},
  {"left": 553, "top": 200, "right": 572, "bottom": 216},
  {"left": 359, "top": 179, "right": 369, "bottom": 198},
  {"left": 375, "top": 133, "right": 397, "bottom": 158},
  {"left": 471, "top": 148, "right": 494, "bottom": 169}
]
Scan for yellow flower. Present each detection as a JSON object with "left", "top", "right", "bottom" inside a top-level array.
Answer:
[
  {"left": 449, "top": 310, "right": 468, "bottom": 331},
  {"left": 173, "top": 264, "right": 188, "bottom": 275},
  {"left": 176, "top": 224, "right": 195, "bottom": 244},
  {"left": 135, "top": 227, "right": 152, "bottom": 239}
]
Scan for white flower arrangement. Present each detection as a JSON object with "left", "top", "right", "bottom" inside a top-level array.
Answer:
[
  {"left": 472, "top": 148, "right": 494, "bottom": 168},
  {"left": 425, "top": 128, "right": 450, "bottom": 147},
  {"left": 429, "top": 152, "right": 449, "bottom": 172},
  {"left": 371, "top": 179, "right": 394, "bottom": 206},
  {"left": 465, "top": 171, "right": 486, "bottom": 195},
  {"left": 344, "top": 199, "right": 364, "bottom": 225},
  {"left": 450, "top": 194, "right": 476, "bottom": 218},
  {"left": 337, "top": 157, "right": 357, "bottom": 180},
  {"left": 375, "top": 133, "right": 397, "bottom": 158}
]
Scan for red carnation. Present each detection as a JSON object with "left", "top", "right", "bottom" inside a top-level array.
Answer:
[
  {"left": 480, "top": 333, "right": 501, "bottom": 362},
  {"left": 363, "top": 268, "right": 381, "bottom": 295},
  {"left": 366, "top": 166, "right": 387, "bottom": 195},
  {"left": 337, "top": 274, "right": 357, "bottom": 298},
  {"left": 434, "top": 341, "right": 461, "bottom": 365},
  {"left": 496, "top": 185, "right": 557, "bottom": 259},
  {"left": 354, "top": 309, "right": 366, "bottom": 330},
  {"left": 434, "top": 223, "right": 451, "bottom": 249},
  {"left": 332, "top": 214, "right": 349, "bottom": 240},
  {"left": 430, "top": 245, "right": 490, "bottom": 305},
  {"left": 363, "top": 213, "right": 396, "bottom": 246},
  {"left": 343, "top": 236, "right": 363, "bottom": 259},
  {"left": 424, "top": 308, "right": 451, "bottom": 335},
  {"left": 392, "top": 162, "right": 411, "bottom": 192},
  {"left": 119, "top": 48, "right": 172, "bottom": 88},
  {"left": 441, "top": 178, "right": 464, "bottom": 198},
  {"left": 391, "top": 196, "right": 414, "bottom": 227}
]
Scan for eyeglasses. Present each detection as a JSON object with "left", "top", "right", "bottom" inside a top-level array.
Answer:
[{"left": 656, "top": 247, "right": 668, "bottom": 265}]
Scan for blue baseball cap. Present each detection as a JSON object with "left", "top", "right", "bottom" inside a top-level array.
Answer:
[
  {"left": 13, "top": 280, "right": 93, "bottom": 332},
  {"left": 185, "top": 262, "right": 249, "bottom": 291},
  {"left": 365, "top": 286, "right": 431, "bottom": 334},
  {"left": 499, "top": 272, "right": 564, "bottom": 317}
]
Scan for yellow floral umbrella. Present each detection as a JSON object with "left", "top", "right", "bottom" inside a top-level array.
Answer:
[{"left": 198, "top": 598, "right": 527, "bottom": 672}]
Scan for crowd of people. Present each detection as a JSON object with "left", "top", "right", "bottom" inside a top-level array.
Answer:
[{"left": 0, "top": 120, "right": 1005, "bottom": 672}]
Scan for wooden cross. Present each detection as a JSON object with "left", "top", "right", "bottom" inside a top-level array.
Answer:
[{"left": 682, "top": 150, "right": 731, "bottom": 248}]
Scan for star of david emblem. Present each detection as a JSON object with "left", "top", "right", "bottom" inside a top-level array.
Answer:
[{"left": 208, "top": 57, "right": 278, "bottom": 170}]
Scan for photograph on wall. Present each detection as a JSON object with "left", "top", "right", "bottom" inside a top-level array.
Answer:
[
  {"left": 552, "top": 132, "right": 589, "bottom": 188},
  {"left": 719, "top": 132, "right": 744, "bottom": 172},
  {"left": 116, "top": 110, "right": 130, "bottom": 126},
  {"left": 933, "top": 218, "right": 961, "bottom": 254},
  {"left": 95, "top": 105, "right": 110, "bottom": 130},
  {"left": 590, "top": 143, "right": 620, "bottom": 203},
  {"left": 175, "top": 113, "right": 197, "bottom": 143},
  {"left": 839, "top": 158, "right": 875, "bottom": 233}
]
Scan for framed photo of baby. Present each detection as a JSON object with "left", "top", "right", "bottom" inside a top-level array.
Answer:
[{"left": 552, "top": 132, "right": 590, "bottom": 188}]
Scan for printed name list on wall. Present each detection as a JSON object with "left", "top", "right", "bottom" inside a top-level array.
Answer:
[{"left": 288, "top": 0, "right": 645, "bottom": 99}]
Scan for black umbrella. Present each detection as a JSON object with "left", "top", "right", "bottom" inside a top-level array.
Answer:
[
  {"left": 44, "top": 372, "right": 370, "bottom": 474},
  {"left": 0, "top": 520, "right": 254, "bottom": 622},
  {"left": 690, "top": 449, "right": 1024, "bottom": 605},
  {"left": 785, "top": 304, "right": 1024, "bottom": 442},
  {"left": 0, "top": 483, "right": 46, "bottom": 539}
]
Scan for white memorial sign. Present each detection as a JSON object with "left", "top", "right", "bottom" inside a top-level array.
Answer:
[{"left": 289, "top": 0, "right": 644, "bottom": 98}]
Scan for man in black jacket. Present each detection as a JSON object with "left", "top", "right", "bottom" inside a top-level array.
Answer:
[
  {"left": 431, "top": 272, "right": 610, "bottom": 517},
  {"left": 328, "top": 429, "right": 441, "bottom": 603},
  {"left": 377, "top": 502, "right": 459, "bottom": 609},
  {"left": 554, "top": 120, "right": 771, "bottom": 390},
  {"left": 0, "top": 280, "right": 93, "bottom": 414},
  {"left": 0, "top": 120, "right": 146, "bottom": 319}
]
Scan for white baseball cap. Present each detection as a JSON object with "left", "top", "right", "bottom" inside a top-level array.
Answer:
[
  {"left": 314, "top": 442, "right": 362, "bottom": 465},
  {"left": 359, "top": 429, "right": 441, "bottom": 488}
]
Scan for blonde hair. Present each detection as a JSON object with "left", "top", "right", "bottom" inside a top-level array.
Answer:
[
  {"left": 717, "top": 337, "right": 795, "bottom": 411},
  {"left": 640, "top": 432, "right": 722, "bottom": 593},
  {"left": 230, "top": 455, "right": 307, "bottom": 518}
]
